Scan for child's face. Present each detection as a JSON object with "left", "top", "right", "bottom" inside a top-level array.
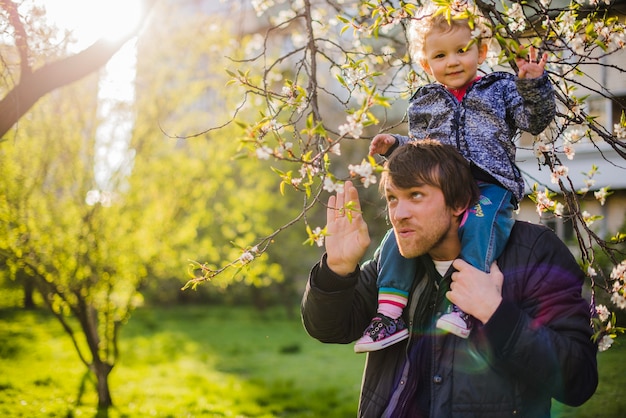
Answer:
[{"left": 420, "top": 25, "right": 488, "bottom": 90}]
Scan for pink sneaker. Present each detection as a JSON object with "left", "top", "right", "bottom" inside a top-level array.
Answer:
[
  {"left": 436, "top": 308, "right": 472, "bottom": 339},
  {"left": 354, "top": 314, "right": 409, "bottom": 353}
]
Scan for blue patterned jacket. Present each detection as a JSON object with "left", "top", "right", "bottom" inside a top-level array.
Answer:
[{"left": 389, "top": 71, "right": 555, "bottom": 204}]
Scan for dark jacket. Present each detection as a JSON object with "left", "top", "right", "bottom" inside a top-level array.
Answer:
[
  {"left": 390, "top": 72, "right": 555, "bottom": 203},
  {"left": 301, "top": 221, "right": 598, "bottom": 417}
]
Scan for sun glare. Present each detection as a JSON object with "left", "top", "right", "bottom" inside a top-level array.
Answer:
[{"left": 44, "top": 0, "right": 144, "bottom": 48}]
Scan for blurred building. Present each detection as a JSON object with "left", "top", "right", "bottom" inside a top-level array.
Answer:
[{"left": 514, "top": 0, "right": 626, "bottom": 245}]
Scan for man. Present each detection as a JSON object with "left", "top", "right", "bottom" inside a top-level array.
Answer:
[{"left": 301, "top": 140, "right": 598, "bottom": 417}]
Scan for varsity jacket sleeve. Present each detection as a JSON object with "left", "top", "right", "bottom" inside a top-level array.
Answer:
[
  {"left": 479, "top": 225, "right": 598, "bottom": 406},
  {"left": 301, "top": 254, "right": 379, "bottom": 344},
  {"left": 512, "top": 72, "right": 556, "bottom": 135}
]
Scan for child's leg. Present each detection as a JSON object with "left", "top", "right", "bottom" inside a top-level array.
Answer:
[
  {"left": 354, "top": 229, "right": 415, "bottom": 353},
  {"left": 437, "top": 183, "right": 514, "bottom": 339},
  {"left": 376, "top": 229, "right": 416, "bottom": 318},
  {"left": 458, "top": 183, "right": 515, "bottom": 273}
]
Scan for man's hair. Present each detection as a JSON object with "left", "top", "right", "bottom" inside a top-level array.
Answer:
[
  {"left": 380, "top": 139, "right": 479, "bottom": 211},
  {"left": 407, "top": 5, "right": 491, "bottom": 63}
]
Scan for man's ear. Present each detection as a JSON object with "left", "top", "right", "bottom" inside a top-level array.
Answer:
[{"left": 452, "top": 205, "right": 468, "bottom": 218}]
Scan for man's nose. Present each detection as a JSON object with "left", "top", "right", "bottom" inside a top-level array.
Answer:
[{"left": 392, "top": 200, "right": 411, "bottom": 221}]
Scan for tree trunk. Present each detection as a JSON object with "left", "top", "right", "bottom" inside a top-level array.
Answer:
[
  {"left": 92, "top": 360, "right": 114, "bottom": 409},
  {"left": 17, "top": 270, "right": 36, "bottom": 309},
  {"left": 22, "top": 277, "right": 35, "bottom": 309}
]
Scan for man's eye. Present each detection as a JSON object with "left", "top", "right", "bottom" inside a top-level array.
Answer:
[{"left": 411, "top": 192, "right": 422, "bottom": 199}]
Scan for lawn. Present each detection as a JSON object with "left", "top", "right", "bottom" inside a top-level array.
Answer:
[
  {"left": 0, "top": 294, "right": 624, "bottom": 417},
  {"left": 0, "top": 300, "right": 363, "bottom": 417}
]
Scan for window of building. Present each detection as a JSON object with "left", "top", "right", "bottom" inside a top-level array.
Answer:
[{"left": 610, "top": 94, "right": 626, "bottom": 127}]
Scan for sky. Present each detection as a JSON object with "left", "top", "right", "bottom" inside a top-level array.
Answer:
[
  {"left": 43, "top": 0, "right": 144, "bottom": 48},
  {"left": 41, "top": 0, "right": 145, "bottom": 194}
]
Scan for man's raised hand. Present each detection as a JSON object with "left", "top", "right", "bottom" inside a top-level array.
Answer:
[{"left": 325, "top": 181, "right": 371, "bottom": 276}]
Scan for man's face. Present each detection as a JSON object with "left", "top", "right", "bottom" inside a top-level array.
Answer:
[{"left": 385, "top": 179, "right": 462, "bottom": 261}]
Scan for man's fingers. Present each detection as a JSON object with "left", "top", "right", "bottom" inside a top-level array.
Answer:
[
  {"left": 345, "top": 181, "right": 360, "bottom": 212},
  {"left": 328, "top": 181, "right": 361, "bottom": 222},
  {"left": 490, "top": 261, "right": 504, "bottom": 289},
  {"left": 327, "top": 195, "right": 337, "bottom": 224},
  {"left": 452, "top": 258, "right": 470, "bottom": 272}
]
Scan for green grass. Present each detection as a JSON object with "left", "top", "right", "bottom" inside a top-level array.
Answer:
[
  {"left": 0, "top": 302, "right": 363, "bottom": 417},
  {"left": 1, "top": 294, "right": 624, "bottom": 417}
]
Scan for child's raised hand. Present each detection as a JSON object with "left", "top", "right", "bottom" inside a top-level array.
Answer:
[
  {"left": 515, "top": 46, "right": 548, "bottom": 79},
  {"left": 369, "top": 134, "right": 396, "bottom": 156}
]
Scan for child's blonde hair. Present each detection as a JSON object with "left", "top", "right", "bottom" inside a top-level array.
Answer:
[{"left": 406, "top": 3, "right": 491, "bottom": 63}]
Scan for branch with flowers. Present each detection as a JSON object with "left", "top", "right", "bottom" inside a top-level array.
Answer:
[{"left": 184, "top": 0, "right": 626, "bottom": 350}]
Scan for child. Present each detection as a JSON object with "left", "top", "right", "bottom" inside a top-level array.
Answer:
[{"left": 354, "top": 5, "right": 554, "bottom": 353}]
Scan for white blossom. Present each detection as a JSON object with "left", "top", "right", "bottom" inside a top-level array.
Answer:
[
  {"left": 251, "top": 0, "right": 275, "bottom": 16},
  {"left": 338, "top": 114, "right": 365, "bottom": 139},
  {"left": 550, "top": 165, "right": 569, "bottom": 184},
  {"left": 554, "top": 202, "right": 564, "bottom": 217},
  {"left": 256, "top": 146, "right": 273, "bottom": 160},
  {"left": 594, "top": 187, "right": 610, "bottom": 205},
  {"left": 598, "top": 335, "right": 614, "bottom": 352},
  {"left": 323, "top": 177, "right": 344, "bottom": 194},
  {"left": 245, "top": 33, "right": 265, "bottom": 55},
  {"left": 348, "top": 160, "right": 377, "bottom": 188},
  {"left": 596, "top": 304, "right": 610, "bottom": 322},
  {"left": 239, "top": 251, "right": 255, "bottom": 263},
  {"left": 582, "top": 210, "right": 595, "bottom": 226},
  {"left": 312, "top": 226, "right": 325, "bottom": 247},
  {"left": 610, "top": 292, "right": 626, "bottom": 309},
  {"left": 343, "top": 67, "right": 367, "bottom": 86},
  {"left": 611, "top": 260, "right": 626, "bottom": 282},
  {"left": 534, "top": 188, "right": 555, "bottom": 215},
  {"left": 564, "top": 129, "right": 584, "bottom": 143},
  {"left": 506, "top": 3, "right": 526, "bottom": 32},
  {"left": 614, "top": 123, "right": 626, "bottom": 140}
]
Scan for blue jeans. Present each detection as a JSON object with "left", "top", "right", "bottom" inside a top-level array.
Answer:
[{"left": 377, "top": 182, "right": 514, "bottom": 292}]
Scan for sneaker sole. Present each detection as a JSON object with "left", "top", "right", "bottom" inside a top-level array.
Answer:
[
  {"left": 436, "top": 318, "right": 470, "bottom": 339},
  {"left": 354, "top": 329, "right": 409, "bottom": 353}
]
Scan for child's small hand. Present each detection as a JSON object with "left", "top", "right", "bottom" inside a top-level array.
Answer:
[
  {"left": 516, "top": 46, "right": 548, "bottom": 79},
  {"left": 369, "top": 134, "right": 396, "bottom": 156}
]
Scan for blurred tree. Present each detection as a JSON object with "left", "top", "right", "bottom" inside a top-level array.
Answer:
[
  {"left": 131, "top": 4, "right": 306, "bottom": 300},
  {"left": 0, "top": 72, "right": 133, "bottom": 407},
  {"left": 0, "top": 2, "right": 303, "bottom": 411}
]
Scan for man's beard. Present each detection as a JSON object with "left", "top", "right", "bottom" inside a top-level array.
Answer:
[{"left": 393, "top": 216, "right": 453, "bottom": 259}]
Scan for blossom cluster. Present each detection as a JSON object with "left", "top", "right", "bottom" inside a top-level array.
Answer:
[
  {"left": 338, "top": 113, "right": 367, "bottom": 139},
  {"left": 239, "top": 246, "right": 259, "bottom": 265},
  {"left": 348, "top": 160, "right": 377, "bottom": 188},
  {"left": 553, "top": 7, "right": 626, "bottom": 55},
  {"left": 594, "top": 261, "right": 626, "bottom": 351},
  {"left": 615, "top": 123, "right": 626, "bottom": 140},
  {"left": 533, "top": 187, "right": 564, "bottom": 217},
  {"left": 610, "top": 261, "right": 626, "bottom": 310},
  {"left": 505, "top": 3, "right": 526, "bottom": 33}
]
